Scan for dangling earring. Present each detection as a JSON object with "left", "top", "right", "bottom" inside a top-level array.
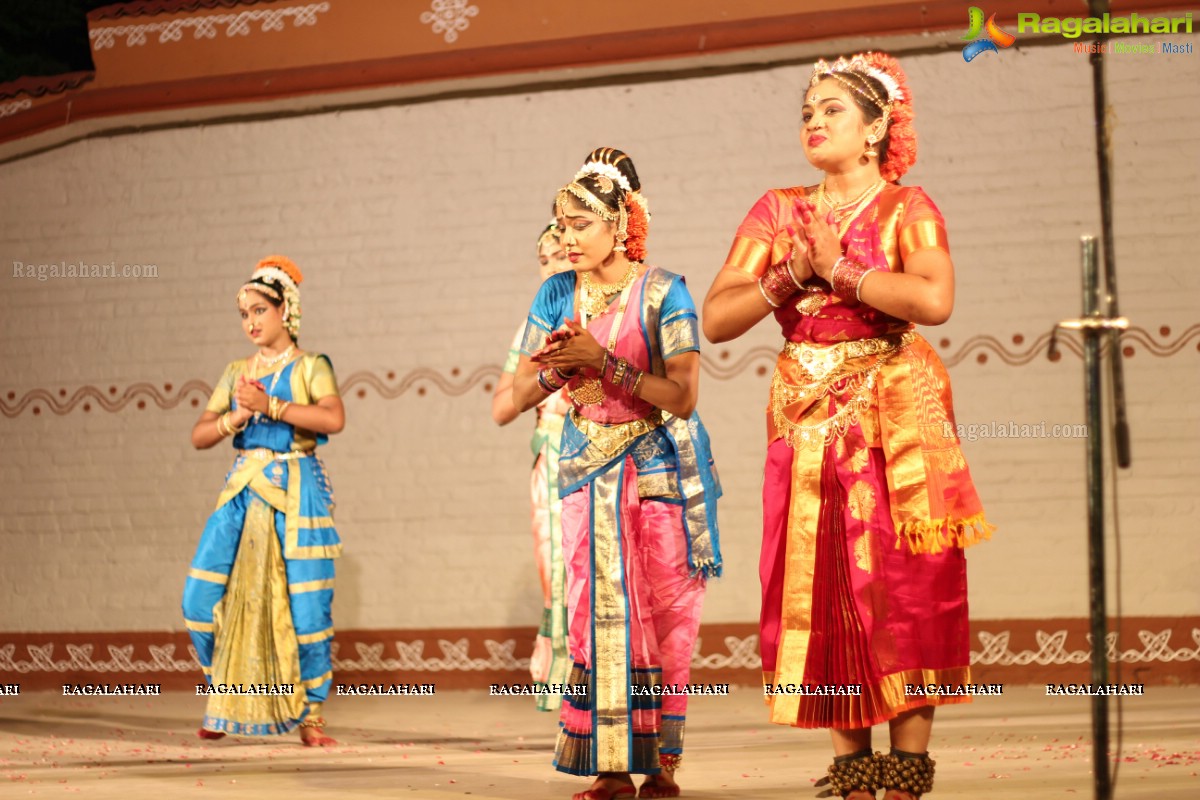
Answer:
[
  {"left": 865, "top": 136, "right": 878, "bottom": 158},
  {"left": 613, "top": 201, "right": 629, "bottom": 253}
]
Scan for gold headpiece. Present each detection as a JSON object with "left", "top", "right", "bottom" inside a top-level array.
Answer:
[
  {"left": 557, "top": 183, "right": 619, "bottom": 223},
  {"left": 810, "top": 54, "right": 903, "bottom": 114}
]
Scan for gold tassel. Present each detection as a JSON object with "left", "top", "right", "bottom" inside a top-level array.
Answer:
[{"left": 894, "top": 513, "right": 994, "bottom": 555}]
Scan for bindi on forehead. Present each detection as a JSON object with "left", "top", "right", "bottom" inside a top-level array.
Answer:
[{"left": 805, "top": 78, "right": 851, "bottom": 106}]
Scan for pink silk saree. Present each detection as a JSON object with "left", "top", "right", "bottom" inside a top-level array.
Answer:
[
  {"left": 725, "top": 184, "right": 993, "bottom": 729},
  {"left": 520, "top": 266, "right": 722, "bottom": 774}
]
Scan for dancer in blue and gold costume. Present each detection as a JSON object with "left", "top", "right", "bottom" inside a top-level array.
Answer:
[{"left": 183, "top": 255, "right": 345, "bottom": 747}]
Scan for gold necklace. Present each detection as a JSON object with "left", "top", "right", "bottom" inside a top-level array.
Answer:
[
  {"left": 569, "top": 273, "right": 638, "bottom": 406},
  {"left": 579, "top": 263, "right": 639, "bottom": 318},
  {"left": 817, "top": 179, "right": 886, "bottom": 240},
  {"left": 816, "top": 179, "right": 884, "bottom": 212}
]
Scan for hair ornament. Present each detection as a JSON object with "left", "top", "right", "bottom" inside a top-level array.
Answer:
[
  {"left": 810, "top": 54, "right": 904, "bottom": 106},
  {"left": 574, "top": 161, "right": 633, "bottom": 194}
]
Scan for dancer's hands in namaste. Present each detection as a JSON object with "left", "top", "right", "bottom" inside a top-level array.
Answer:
[
  {"left": 792, "top": 199, "right": 842, "bottom": 281},
  {"left": 531, "top": 317, "right": 606, "bottom": 373},
  {"left": 233, "top": 374, "right": 268, "bottom": 417}
]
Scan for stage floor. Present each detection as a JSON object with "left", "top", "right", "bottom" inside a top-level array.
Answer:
[{"left": 0, "top": 685, "right": 1196, "bottom": 798}]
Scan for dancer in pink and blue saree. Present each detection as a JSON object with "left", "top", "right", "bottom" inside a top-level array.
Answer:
[{"left": 513, "top": 148, "right": 721, "bottom": 800}]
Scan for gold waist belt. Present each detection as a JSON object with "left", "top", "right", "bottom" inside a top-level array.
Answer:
[
  {"left": 771, "top": 331, "right": 915, "bottom": 448},
  {"left": 779, "top": 331, "right": 914, "bottom": 381},
  {"left": 569, "top": 408, "right": 663, "bottom": 458},
  {"left": 237, "top": 447, "right": 314, "bottom": 462}
]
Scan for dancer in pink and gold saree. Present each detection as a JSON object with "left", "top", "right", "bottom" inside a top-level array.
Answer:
[
  {"left": 513, "top": 148, "right": 722, "bottom": 800},
  {"left": 703, "top": 53, "right": 992, "bottom": 800}
]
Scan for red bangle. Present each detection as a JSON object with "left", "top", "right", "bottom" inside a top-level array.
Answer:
[
  {"left": 760, "top": 262, "right": 800, "bottom": 302},
  {"left": 830, "top": 257, "right": 871, "bottom": 302}
]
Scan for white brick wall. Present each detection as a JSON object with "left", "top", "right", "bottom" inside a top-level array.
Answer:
[{"left": 0, "top": 34, "right": 1196, "bottom": 633}]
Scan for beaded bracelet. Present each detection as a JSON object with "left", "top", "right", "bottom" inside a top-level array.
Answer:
[{"left": 830, "top": 256, "right": 872, "bottom": 302}]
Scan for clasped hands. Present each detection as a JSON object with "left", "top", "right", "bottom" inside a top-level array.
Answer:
[
  {"left": 782, "top": 199, "right": 841, "bottom": 283},
  {"left": 231, "top": 374, "right": 268, "bottom": 422},
  {"left": 530, "top": 317, "right": 606, "bottom": 375}
]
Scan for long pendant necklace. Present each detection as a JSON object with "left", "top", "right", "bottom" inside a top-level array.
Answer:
[{"left": 569, "top": 270, "right": 638, "bottom": 406}]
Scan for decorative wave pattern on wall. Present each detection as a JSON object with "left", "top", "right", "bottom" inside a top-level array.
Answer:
[{"left": 2, "top": 325, "right": 1195, "bottom": 418}]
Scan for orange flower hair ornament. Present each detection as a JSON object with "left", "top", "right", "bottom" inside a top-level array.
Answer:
[
  {"left": 240, "top": 254, "right": 304, "bottom": 339},
  {"left": 623, "top": 192, "right": 650, "bottom": 263}
]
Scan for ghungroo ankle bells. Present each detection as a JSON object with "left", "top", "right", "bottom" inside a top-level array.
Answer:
[{"left": 877, "top": 749, "right": 935, "bottom": 797}]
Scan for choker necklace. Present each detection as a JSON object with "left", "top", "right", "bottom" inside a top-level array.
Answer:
[
  {"left": 817, "top": 178, "right": 885, "bottom": 212},
  {"left": 257, "top": 345, "right": 294, "bottom": 370},
  {"left": 580, "top": 262, "right": 639, "bottom": 319}
]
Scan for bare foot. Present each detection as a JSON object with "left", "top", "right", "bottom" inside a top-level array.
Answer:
[
  {"left": 299, "top": 723, "right": 336, "bottom": 747},
  {"left": 638, "top": 769, "right": 681, "bottom": 798},
  {"left": 573, "top": 772, "right": 635, "bottom": 800}
]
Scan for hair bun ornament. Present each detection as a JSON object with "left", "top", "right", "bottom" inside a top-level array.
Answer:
[
  {"left": 581, "top": 147, "right": 641, "bottom": 193},
  {"left": 574, "top": 161, "right": 632, "bottom": 194},
  {"left": 256, "top": 254, "right": 303, "bottom": 285}
]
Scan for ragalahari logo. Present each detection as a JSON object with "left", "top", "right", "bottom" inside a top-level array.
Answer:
[{"left": 962, "top": 7, "right": 1016, "bottom": 61}]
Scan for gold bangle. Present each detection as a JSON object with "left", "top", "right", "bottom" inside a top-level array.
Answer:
[
  {"left": 630, "top": 370, "right": 644, "bottom": 396},
  {"left": 612, "top": 357, "right": 628, "bottom": 386},
  {"left": 216, "top": 414, "right": 228, "bottom": 437},
  {"left": 277, "top": 400, "right": 291, "bottom": 421}
]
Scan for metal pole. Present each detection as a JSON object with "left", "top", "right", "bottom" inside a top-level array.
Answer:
[
  {"left": 1087, "top": 0, "right": 1131, "bottom": 469},
  {"left": 1080, "top": 236, "right": 1111, "bottom": 800}
]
